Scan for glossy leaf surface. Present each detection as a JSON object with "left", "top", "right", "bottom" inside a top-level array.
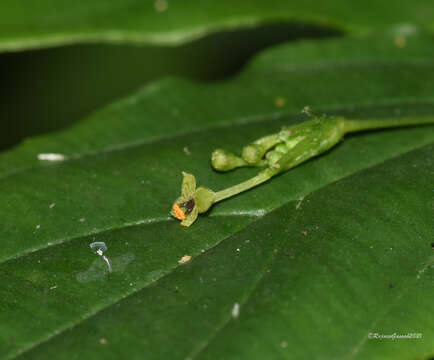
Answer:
[{"left": 1, "top": 32, "right": 433, "bottom": 359}]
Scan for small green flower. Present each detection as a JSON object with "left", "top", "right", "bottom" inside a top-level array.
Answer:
[{"left": 171, "top": 172, "right": 215, "bottom": 227}]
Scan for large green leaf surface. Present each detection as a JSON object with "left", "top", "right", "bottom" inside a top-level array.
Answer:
[
  {"left": 1, "top": 32, "right": 433, "bottom": 359},
  {"left": 1, "top": 0, "right": 434, "bottom": 52},
  {"left": 2, "top": 31, "right": 434, "bottom": 176}
]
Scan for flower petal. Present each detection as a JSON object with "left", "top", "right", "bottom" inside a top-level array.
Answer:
[
  {"left": 180, "top": 206, "right": 198, "bottom": 227},
  {"left": 181, "top": 171, "right": 196, "bottom": 198}
]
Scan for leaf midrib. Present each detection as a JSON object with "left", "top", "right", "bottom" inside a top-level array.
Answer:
[
  {"left": 13, "top": 178, "right": 434, "bottom": 360},
  {"left": 2, "top": 96, "right": 434, "bottom": 182},
  {"left": 7, "top": 213, "right": 260, "bottom": 360},
  {"left": 2, "top": 101, "right": 434, "bottom": 264}
]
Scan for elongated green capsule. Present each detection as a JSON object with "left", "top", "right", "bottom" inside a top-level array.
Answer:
[
  {"left": 211, "top": 149, "right": 247, "bottom": 172},
  {"left": 268, "top": 116, "right": 346, "bottom": 169}
]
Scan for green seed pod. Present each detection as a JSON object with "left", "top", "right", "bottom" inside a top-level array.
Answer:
[
  {"left": 211, "top": 149, "right": 247, "bottom": 172},
  {"left": 273, "top": 116, "right": 346, "bottom": 171}
]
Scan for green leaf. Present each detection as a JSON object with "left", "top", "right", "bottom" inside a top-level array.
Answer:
[
  {"left": 1, "top": 32, "right": 434, "bottom": 359},
  {"left": 1, "top": 0, "right": 434, "bottom": 52},
  {"left": 1, "top": 22, "right": 340, "bottom": 152}
]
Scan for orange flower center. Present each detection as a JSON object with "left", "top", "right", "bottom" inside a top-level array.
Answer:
[{"left": 172, "top": 204, "right": 185, "bottom": 220}]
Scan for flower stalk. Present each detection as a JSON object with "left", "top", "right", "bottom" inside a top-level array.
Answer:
[{"left": 171, "top": 113, "right": 434, "bottom": 227}]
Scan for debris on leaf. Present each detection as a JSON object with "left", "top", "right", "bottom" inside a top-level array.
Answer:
[
  {"left": 90, "top": 242, "right": 112, "bottom": 273},
  {"left": 37, "top": 153, "right": 65, "bottom": 161},
  {"left": 232, "top": 303, "right": 240, "bottom": 318},
  {"left": 178, "top": 255, "right": 191, "bottom": 264}
]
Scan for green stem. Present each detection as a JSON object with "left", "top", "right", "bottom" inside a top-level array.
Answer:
[
  {"left": 344, "top": 115, "right": 434, "bottom": 133},
  {"left": 214, "top": 168, "right": 277, "bottom": 202}
]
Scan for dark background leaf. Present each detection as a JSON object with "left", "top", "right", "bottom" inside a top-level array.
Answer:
[{"left": 0, "top": 23, "right": 340, "bottom": 150}]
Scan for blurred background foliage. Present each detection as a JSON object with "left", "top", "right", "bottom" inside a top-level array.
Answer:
[
  {"left": 0, "top": 23, "right": 341, "bottom": 151},
  {"left": 2, "top": 0, "right": 433, "bottom": 152}
]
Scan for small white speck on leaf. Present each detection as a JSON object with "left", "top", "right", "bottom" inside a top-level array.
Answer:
[
  {"left": 301, "top": 106, "right": 312, "bottom": 116},
  {"left": 37, "top": 153, "right": 65, "bottom": 161},
  {"left": 232, "top": 303, "right": 240, "bottom": 319},
  {"left": 183, "top": 146, "right": 191, "bottom": 156},
  {"left": 36, "top": 224, "right": 40, "bottom": 229},
  {"left": 50, "top": 285, "right": 58, "bottom": 290},
  {"left": 49, "top": 203, "right": 55, "bottom": 209},
  {"left": 99, "top": 338, "right": 107, "bottom": 345},
  {"left": 79, "top": 218, "right": 85, "bottom": 222},
  {"left": 178, "top": 255, "right": 191, "bottom": 264},
  {"left": 296, "top": 196, "right": 305, "bottom": 210},
  {"left": 90, "top": 242, "right": 112, "bottom": 273}
]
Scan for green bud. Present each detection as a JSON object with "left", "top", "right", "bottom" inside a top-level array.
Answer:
[
  {"left": 242, "top": 144, "right": 264, "bottom": 164},
  {"left": 266, "top": 150, "right": 283, "bottom": 165},
  {"left": 211, "top": 149, "right": 247, "bottom": 172},
  {"left": 274, "top": 144, "right": 288, "bottom": 154}
]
